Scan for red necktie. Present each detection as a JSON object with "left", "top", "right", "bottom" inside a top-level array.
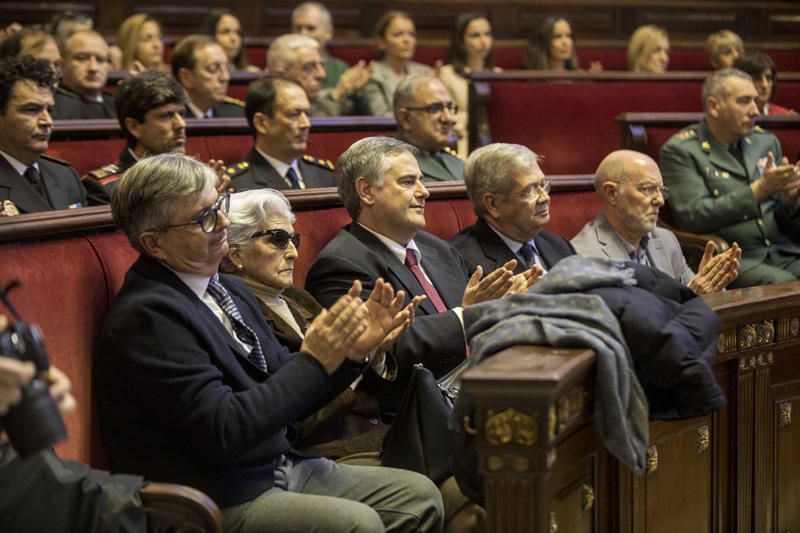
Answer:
[{"left": 405, "top": 248, "right": 448, "bottom": 313}]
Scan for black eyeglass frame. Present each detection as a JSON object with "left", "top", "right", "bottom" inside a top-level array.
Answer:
[
  {"left": 249, "top": 229, "right": 302, "bottom": 250},
  {"left": 157, "top": 193, "right": 230, "bottom": 233}
]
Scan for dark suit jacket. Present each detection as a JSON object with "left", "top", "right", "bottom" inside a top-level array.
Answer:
[
  {"left": 450, "top": 218, "right": 576, "bottom": 274},
  {"left": 229, "top": 148, "right": 336, "bottom": 192},
  {"left": 0, "top": 154, "right": 85, "bottom": 213},
  {"left": 81, "top": 148, "right": 137, "bottom": 205},
  {"left": 305, "top": 224, "right": 469, "bottom": 409},
  {"left": 94, "top": 255, "right": 366, "bottom": 508},
  {"left": 212, "top": 98, "right": 245, "bottom": 118},
  {"left": 53, "top": 87, "right": 116, "bottom": 119}
]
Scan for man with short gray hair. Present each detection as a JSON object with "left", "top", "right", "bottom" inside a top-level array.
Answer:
[
  {"left": 451, "top": 142, "right": 575, "bottom": 275},
  {"left": 268, "top": 33, "right": 369, "bottom": 116},
  {"left": 306, "top": 136, "right": 517, "bottom": 410},
  {"left": 96, "top": 152, "right": 444, "bottom": 533},
  {"left": 661, "top": 68, "right": 800, "bottom": 287},
  {"left": 291, "top": 2, "right": 372, "bottom": 104},
  {"left": 394, "top": 75, "right": 463, "bottom": 182}
]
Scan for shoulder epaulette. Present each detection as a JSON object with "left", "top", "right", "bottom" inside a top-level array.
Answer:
[
  {"left": 223, "top": 96, "right": 244, "bottom": 107},
  {"left": 227, "top": 160, "right": 250, "bottom": 175},
  {"left": 442, "top": 146, "right": 462, "bottom": 159},
  {"left": 84, "top": 163, "right": 121, "bottom": 182},
  {"left": 40, "top": 154, "right": 73, "bottom": 166},
  {"left": 302, "top": 154, "right": 334, "bottom": 170},
  {"left": 675, "top": 128, "right": 698, "bottom": 142}
]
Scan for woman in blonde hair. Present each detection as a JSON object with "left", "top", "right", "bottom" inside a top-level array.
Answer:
[
  {"left": 117, "top": 13, "right": 167, "bottom": 74},
  {"left": 628, "top": 25, "right": 670, "bottom": 73}
]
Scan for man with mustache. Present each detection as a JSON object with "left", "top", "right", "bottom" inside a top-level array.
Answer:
[
  {"left": 0, "top": 56, "right": 85, "bottom": 215},
  {"left": 171, "top": 35, "right": 243, "bottom": 119},
  {"left": 82, "top": 70, "right": 187, "bottom": 203},
  {"left": 394, "top": 75, "right": 463, "bottom": 182},
  {"left": 306, "top": 136, "right": 518, "bottom": 410},
  {"left": 451, "top": 143, "right": 575, "bottom": 276},
  {"left": 53, "top": 30, "right": 115, "bottom": 120},
  {"left": 660, "top": 68, "right": 800, "bottom": 287},
  {"left": 572, "top": 150, "right": 740, "bottom": 294},
  {"left": 228, "top": 76, "right": 335, "bottom": 191}
]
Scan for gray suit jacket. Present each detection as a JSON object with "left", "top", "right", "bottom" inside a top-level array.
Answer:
[{"left": 571, "top": 213, "right": 695, "bottom": 285}]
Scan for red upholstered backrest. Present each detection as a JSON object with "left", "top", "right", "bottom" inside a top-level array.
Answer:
[
  {"left": 307, "top": 130, "right": 395, "bottom": 165},
  {"left": 0, "top": 238, "right": 109, "bottom": 465},
  {"left": 488, "top": 80, "right": 703, "bottom": 175},
  {"left": 293, "top": 206, "right": 352, "bottom": 286},
  {"left": 46, "top": 139, "right": 127, "bottom": 176},
  {"left": 548, "top": 189, "right": 601, "bottom": 239},
  {"left": 201, "top": 135, "right": 251, "bottom": 165}
]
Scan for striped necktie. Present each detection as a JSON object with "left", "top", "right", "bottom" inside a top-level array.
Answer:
[{"left": 206, "top": 275, "right": 267, "bottom": 372}]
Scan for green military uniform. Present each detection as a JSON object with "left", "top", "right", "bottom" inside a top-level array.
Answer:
[
  {"left": 322, "top": 55, "right": 349, "bottom": 90},
  {"left": 660, "top": 120, "right": 800, "bottom": 287},
  {"left": 414, "top": 146, "right": 464, "bottom": 182}
]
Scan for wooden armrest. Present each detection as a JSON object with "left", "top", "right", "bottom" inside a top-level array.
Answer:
[{"left": 139, "top": 482, "right": 223, "bottom": 533}]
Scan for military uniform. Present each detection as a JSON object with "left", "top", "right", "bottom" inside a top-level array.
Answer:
[
  {"left": 81, "top": 148, "right": 138, "bottom": 205},
  {"left": 53, "top": 86, "right": 116, "bottom": 120},
  {"left": 0, "top": 154, "right": 85, "bottom": 213},
  {"left": 414, "top": 146, "right": 464, "bottom": 182},
  {"left": 660, "top": 120, "right": 800, "bottom": 287},
  {"left": 228, "top": 148, "right": 336, "bottom": 191}
]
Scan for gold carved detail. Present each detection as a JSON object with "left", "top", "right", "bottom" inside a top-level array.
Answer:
[
  {"left": 778, "top": 402, "right": 792, "bottom": 429},
  {"left": 696, "top": 424, "right": 710, "bottom": 453},
  {"left": 581, "top": 483, "right": 595, "bottom": 511},
  {"left": 548, "top": 404, "right": 557, "bottom": 440},
  {"left": 739, "top": 356, "right": 757, "bottom": 370},
  {"left": 487, "top": 455, "right": 503, "bottom": 471},
  {"left": 777, "top": 316, "right": 800, "bottom": 341},
  {"left": 512, "top": 456, "right": 530, "bottom": 472},
  {"left": 484, "top": 408, "right": 538, "bottom": 446},
  {"left": 549, "top": 512, "right": 558, "bottom": 533},
  {"left": 557, "top": 386, "right": 587, "bottom": 432},
  {"left": 756, "top": 320, "right": 775, "bottom": 345},
  {"left": 738, "top": 324, "right": 756, "bottom": 350},
  {"left": 717, "top": 329, "right": 736, "bottom": 353},
  {"left": 646, "top": 445, "right": 658, "bottom": 476}
]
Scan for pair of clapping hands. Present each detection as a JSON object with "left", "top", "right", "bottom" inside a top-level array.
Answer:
[
  {"left": 751, "top": 152, "right": 800, "bottom": 206},
  {"left": 462, "top": 259, "right": 544, "bottom": 307}
]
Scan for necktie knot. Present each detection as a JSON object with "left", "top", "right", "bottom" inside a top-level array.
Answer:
[
  {"left": 286, "top": 166, "right": 301, "bottom": 189},
  {"left": 24, "top": 166, "right": 41, "bottom": 185},
  {"left": 404, "top": 248, "right": 419, "bottom": 267},
  {"left": 518, "top": 242, "right": 536, "bottom": 268}
]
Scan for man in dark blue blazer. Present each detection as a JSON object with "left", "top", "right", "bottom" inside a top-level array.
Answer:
[
  {"left": 305, "top": 137, "right": 519, "bottom": 410},
  {"left": 94, "top": 153, "right": 443, "bottom": 532},
  {"left": 451, "top": 143, "right": 576, "bottom": 275}
]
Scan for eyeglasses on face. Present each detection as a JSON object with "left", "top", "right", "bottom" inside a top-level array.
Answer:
[
  {"left": 638, "top": 184, "right": 670, "bottom": 200},
  {"left": 250, "top": 229, "right": 301, "bottom": 250},
  {"left": 520, "top": 179, "right": 552, "bottom": 199},
  {"left": 159, "top": 193, "right": 230, "bottom": 233},
  {"left": 404, "top": 102, "right": 459, "bottom": 115}
]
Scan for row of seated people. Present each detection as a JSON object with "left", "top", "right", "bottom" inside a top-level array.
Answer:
[
  {"left": 1, "top": 52, "right": 799, "bottom": 288},
  {"left": 1, "top": 130, "right": 737, "bottom": 531}
]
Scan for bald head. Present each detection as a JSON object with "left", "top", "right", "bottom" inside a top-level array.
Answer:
[{"left": 595, "top": 150, "right": 666, "bottom": 245}]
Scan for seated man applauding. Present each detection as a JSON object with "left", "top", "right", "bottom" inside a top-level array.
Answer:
[
  {"left": 94, "top": 152, "right": 443, "bottom": 532},
  {"left": 572, "top": 150, "right": 740, "bottom": 294}
]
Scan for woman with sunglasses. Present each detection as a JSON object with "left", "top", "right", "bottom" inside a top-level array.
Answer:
[{"left": 222, "top": 189, "right": 414, "bottom": 457}]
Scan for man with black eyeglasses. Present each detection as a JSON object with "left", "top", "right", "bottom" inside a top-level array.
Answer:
[
  {"left": 572, "top": 149, "right": 740, "bottom": 294},
  {"left": 452, "top": 143, "right": 575, "bottom": 276},
  {"left": 394, "top": 75, "right": 463, "bottom": 182},
  {"left": 228, "top": 76, "right": 335, "bottom": 192},
  {"left": 95, "top": 152, "right": 444, "bottom": 532},
  {"left": 53, "top": 30, "right": 115, "bottom": 119}
]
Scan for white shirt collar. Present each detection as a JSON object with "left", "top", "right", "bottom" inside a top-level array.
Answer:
[
  {"left": 164, "top": 263, "right": 212, "bottom": 299},
  {"left": 0, "top": 150, "right": 36, "bottom": 176},
  {"left": 186, "top": 100, "right": 212, "bottom": 119},
  {"left": 486, "top": 223, "right": 536, "bottom": 255},
  {"left": 255, "top": 147, "right": 304, "bottom": 189},
  {"left": 358, "top": 223, "right": 420, "bottom": 264}
]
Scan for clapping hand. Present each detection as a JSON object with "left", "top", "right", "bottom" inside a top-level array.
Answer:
[{"left": 688, "top": 241, "right": 741, "bottom": 294}]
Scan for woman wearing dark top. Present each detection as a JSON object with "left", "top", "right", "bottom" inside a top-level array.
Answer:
[
  {"left": 202, "top": 9, "right": 261, "bottom": 73},
  {"left": 524, "top": 16, "right": 601, "bottom": 72}
]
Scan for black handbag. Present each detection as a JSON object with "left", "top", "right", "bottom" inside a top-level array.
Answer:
[{"left": 380, "top": 363, "right": 460, "bottom": 485}]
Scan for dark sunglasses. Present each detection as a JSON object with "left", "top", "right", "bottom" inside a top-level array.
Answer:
[{"left": 250, "top": 229, "right": 301, "bottom": 250}]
